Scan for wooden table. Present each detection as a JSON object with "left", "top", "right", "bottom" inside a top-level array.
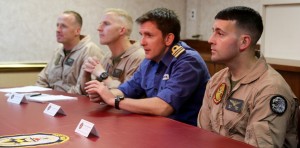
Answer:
[{"left": 0, "top": 90, "right": 253, "bottom": 148}]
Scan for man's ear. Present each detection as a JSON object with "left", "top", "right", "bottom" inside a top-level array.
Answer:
[
  {"left": 75, "top": 27, "right": 81, "bottom": 36},
  {"left": 165, "top": 33, "right": 175, "bottom": 46},
  {"left": 240, "top": 35, "right": 251, "bottom": 51},
  {"left": 119, "top": 26, "right": 126, "bottom": 36}
]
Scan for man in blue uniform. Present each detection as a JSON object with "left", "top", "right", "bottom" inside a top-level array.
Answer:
[{"left": 84, "top": 8, "right": 210, "bottom": 126}]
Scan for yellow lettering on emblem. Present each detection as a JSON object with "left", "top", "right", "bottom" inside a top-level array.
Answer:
[
  {"left": 171, "top": 45, "right": 185, "bottom": 58},
  {"left": 213, "top": 83, "right": 226, "bottom": 104}
]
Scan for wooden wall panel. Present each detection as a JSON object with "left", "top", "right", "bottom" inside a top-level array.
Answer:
[{"left": 183, "top": 39, "right": 300, "bottom": 98}]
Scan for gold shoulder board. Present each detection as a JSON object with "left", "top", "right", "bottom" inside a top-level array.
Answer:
[{"left": 171, "top": 45, "right": 185, "bottom": 58}]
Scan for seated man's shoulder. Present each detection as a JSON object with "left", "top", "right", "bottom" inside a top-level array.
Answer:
[{"left": 131, "top": 46, "right": 145, "bottom": 58}]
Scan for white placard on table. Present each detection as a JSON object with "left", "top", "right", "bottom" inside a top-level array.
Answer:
[
  {"left": 7, "top": 92, "right": 28, "bottom": 104},
  {"left": 75, "top": 119, "right": 99, "bottom": 137},
  {"left": 43, "top": 103, "right": 66, "bottom": 116}
]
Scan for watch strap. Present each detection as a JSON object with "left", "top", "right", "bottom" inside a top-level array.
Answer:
[
  {"left": 115, "top": 96, "right": 124, "bottom": 110},
  {"left": 97, "top": 72, "right": 108, "bottom": 82}
]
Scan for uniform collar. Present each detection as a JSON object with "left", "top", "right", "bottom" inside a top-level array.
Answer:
[
  {"left": 239, "top": 54, "right": 268, "bottom": 84},
  {"left": 110, "top": 42, "right": 140, "bottom": 60},
  {"left": 58, "top": 35, "right": 90, "bottom": 56},
  {"left": 160, "top": 46, "right": 175, "bottom": 66}
]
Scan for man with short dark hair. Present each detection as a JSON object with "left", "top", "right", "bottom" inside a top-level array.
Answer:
[
  {"left": 84, "top": 8, "right": 210, "bottom": 126},
  {"left": 198, "top": 6, "right": 298, "bottom": 147}
]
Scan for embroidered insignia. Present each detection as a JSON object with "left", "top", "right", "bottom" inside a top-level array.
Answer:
[
  {"left": 270, "top": 95, "right": 287, "bottom": 115},
  {"left": 54, "top": 55, "right": 62, "bottom": 65},
  {"left": 171, "top": 45, "right": 185, "bottom": 58},
  {"left": 0, "top": 133, "right": 69, "bottom": 147},
  {"left": 112, "top": 69, "right": 123, "bottom": 78},
  {"left": 162, "top": 74, "right": 169, "bottom": 80},
  {"left": 225, "top": 98, "right": 244, "bottom": 113},
  {"left": 64, "top": 58, "right": 74, "bottom": 66},
  {"left": 213, "top": 83, "right": 226, "bottom": 104}
]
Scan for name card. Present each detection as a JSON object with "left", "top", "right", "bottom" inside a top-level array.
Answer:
[
  {"left": 7, "top": 93, "right": 28, "bottom": 104},
  {"left": 43, "top": 103, "right": 66, "bottom": 116},
  {"left": 75, "top": 119, "right": 99, "bottom": 137}
]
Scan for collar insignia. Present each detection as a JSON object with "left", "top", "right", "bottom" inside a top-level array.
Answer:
[{"left": 213, "top": 83, "right": 226, "bottom": 104}]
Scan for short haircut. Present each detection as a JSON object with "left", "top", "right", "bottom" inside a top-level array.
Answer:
[
  {"left": 104, "top": 8, "right": 133, "bottom": 36},
  {"left": 63, "top": 10, "right": 83, "bottom": 28},
  {"left": 136, "top": 8, "right": 181, "bottom": 45},
  {"left": 215, "top": 6, "right": 263, "bottom": 47}
]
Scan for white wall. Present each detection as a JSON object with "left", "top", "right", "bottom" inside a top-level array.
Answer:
[
  {"left": 2, "top": 0, "right": 299, "bottom": 65},
  {"left": 262, "top": 0, "right": 300, "bottom": 64},
  {"left": 0, "top": 0, "right": 186, "bottom": 63},
  {"left": 186, "top": 0, "right": 261, "bottom": 40}
]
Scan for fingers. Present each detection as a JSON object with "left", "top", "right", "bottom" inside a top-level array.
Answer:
[
  {"left": 83, "top": 57, "right": 100, "bottom": 73},
  {"left": 84, "top": 80, "right": 105, "bottom": 94},
  {"left": 92, "top": 63, "right": 105, "bottom": 76},
  {"left": 92, "top": 56, "right": 100, "bottom": 64},
  {"left": 88, "top": 93, "right": 102, "bottom": 103}
]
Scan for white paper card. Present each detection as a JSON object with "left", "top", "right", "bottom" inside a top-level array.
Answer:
[
  {"left": 43, "top": 103, "right": 65, "bottom": 116},
  {"left": 26, "top": 94, "right": 77, "bottom": 103},
  {"left": 7, "top": 93, "right": 28, "bottom": 104},
  {"left": 75, "top": 119, "right": 99, "bottom": 137},
  {"left": 0, "top": 86, "right": 51, "bottom": 93}
]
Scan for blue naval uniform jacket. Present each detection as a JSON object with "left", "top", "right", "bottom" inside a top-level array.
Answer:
[{"left": 118, "top": 41, "right": 210, "bottom": 126}]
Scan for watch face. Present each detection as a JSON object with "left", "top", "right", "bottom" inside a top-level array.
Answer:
[
  {"left": 117, "top": 96, "right": 124, "bottom": 100},
  {"left": 100, "top": 72, "right": 109, "bottom": 79}
]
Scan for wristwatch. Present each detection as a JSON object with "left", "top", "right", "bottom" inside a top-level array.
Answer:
[
  {"left": 97, "top": 72, "right": 109, "bottom": 82},
  {"left": 115, "top": 96, "right": 124, "bottom": 110}
]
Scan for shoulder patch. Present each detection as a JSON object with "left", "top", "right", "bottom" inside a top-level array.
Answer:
[
  {"left": 171, "top": 45, "right": 185, "bottom": 58},
  {"left": 213, "top": 83, "right": 227, "bottom": 104},
  {"left": 270, "top": 95, "right": 287, "bottom": 115}
]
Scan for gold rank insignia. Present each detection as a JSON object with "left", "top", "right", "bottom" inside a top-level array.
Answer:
[
  {"left": 213, "top": 83, "right": 226, "bottom": 104},
  {"left": 171, "top": 45, "right": 185, "bottom": 58}
]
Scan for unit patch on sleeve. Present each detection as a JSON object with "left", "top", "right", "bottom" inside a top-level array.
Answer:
[
  {"left": 225, "top": 98, "right": 244, "bottom": 113},
  {"left": 213, "top": 83, "right": 227, "bottom": 104},
  {"left": 0, "top": 133, "right": 69, "bottom": 147},
  {"left": 270, "top": 95, "right": 287, "bottom": 115}
]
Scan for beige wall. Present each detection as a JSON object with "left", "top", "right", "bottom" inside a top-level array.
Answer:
[
  {"left": 1, "top": 0, "right": 269, "bottom": 88},
  {"left": 0, "top": 0, "right": 187, "bottom": 63},
  {"left": 0, "top": 72, "right": 39, "bottom": 87}
]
